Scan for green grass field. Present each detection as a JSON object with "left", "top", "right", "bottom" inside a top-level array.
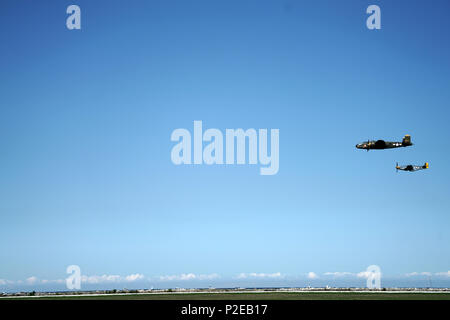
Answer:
[{"left": 6, "top": 292, "right": 450, "bottom": 300}]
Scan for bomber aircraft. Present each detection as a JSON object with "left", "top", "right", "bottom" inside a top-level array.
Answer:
[
  {"left": 396, "top": 162, "right": 429, "bottom": 172},
  {"left": 356, "top": 135, "right": 413, "bottom": 151}
]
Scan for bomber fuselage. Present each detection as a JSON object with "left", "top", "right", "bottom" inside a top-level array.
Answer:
[{"left": 355, "top": 140, "right": 409, "bottom": 150}]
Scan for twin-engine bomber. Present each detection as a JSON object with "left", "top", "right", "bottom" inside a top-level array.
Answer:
[{"left": 356, "top": 134, "right": 412, "bottom": 151}]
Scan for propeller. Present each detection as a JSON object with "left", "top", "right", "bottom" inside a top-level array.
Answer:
[
  {"left": 396, "top": 162, "right": 398, "bottom": 173},
  {"left": 367, "top": 139, "right": 370, "bottom": 152}
]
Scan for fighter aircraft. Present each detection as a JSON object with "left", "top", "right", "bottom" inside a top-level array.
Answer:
[
  {"left": 396, "top": 162, "right": 429, "bottom": 172},
  {"left": 356, "top": 135, "right": 413, "bottom": 151}
]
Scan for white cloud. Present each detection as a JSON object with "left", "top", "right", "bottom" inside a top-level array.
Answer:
[
  {"left": 41, "top": 279, "right": 65, "bottom": 284},
  {"left": 405, "top": 272, "right": 419, "bottom": 277},
  {"left": 125, "top": 273, "right": 145, "bottom": 282},
  {"left": 324, "top": 272, "right": 353, "bottom": 277},
  {"left": 158, "top": 273, "right": 219, "bottom": 281},
  {"left": 435, "top": 271, "right": 450, "bottom": 277},
  {"left": 405, "top": 271, "right": 450, "bottom": 278},
  {"left": 22, "top": 277, "right": 66, "bottom": 285},
  {"left": 159, "top": 273, "right": 193, "bottom": 281},
  {"left": 26, "top": 276, "right": 39, "bottom": 285},
  {"left": 179, "top": 273, "right": 196, "bottom": 280},
  {"left": 0, "top": 279, "right": 15, "bottom": 286},
  {"left": 307, "top": 272, "right": 318, "bottom": 279},
  {"left": 236, "top": 272, "right": 282, "bottom": 279},
  {"left": 197, "top": 273, "right": 220, "bottom": 280},
  {"left": 81, "top": 273, "right": 149, "bottom": 284},
  {"left": 81, "top": 275, "right": 121, "bottom": 284},
  {"left": 405, "top": 272, "right": 432, "bottom": 277},
  {"left": 1, "top": 274, "right": 146, "bottom": 287},
  {"left": 356, "top": 271, "right": 371, "bottom": 279},
  {"left": 81, "top": 274, "right": 146, "bottom": 284}
]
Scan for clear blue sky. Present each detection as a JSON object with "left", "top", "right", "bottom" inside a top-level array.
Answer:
[{"left": 1, "top": 0, "right": 450, "bottom": 291}]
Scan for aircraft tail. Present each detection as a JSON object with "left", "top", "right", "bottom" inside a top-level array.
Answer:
[
  {"left": 424, "top": 162, "right": 429, "bottom": 169},
  {"left": 402, "top": 134, "right": 412, "bottom": 146}
]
